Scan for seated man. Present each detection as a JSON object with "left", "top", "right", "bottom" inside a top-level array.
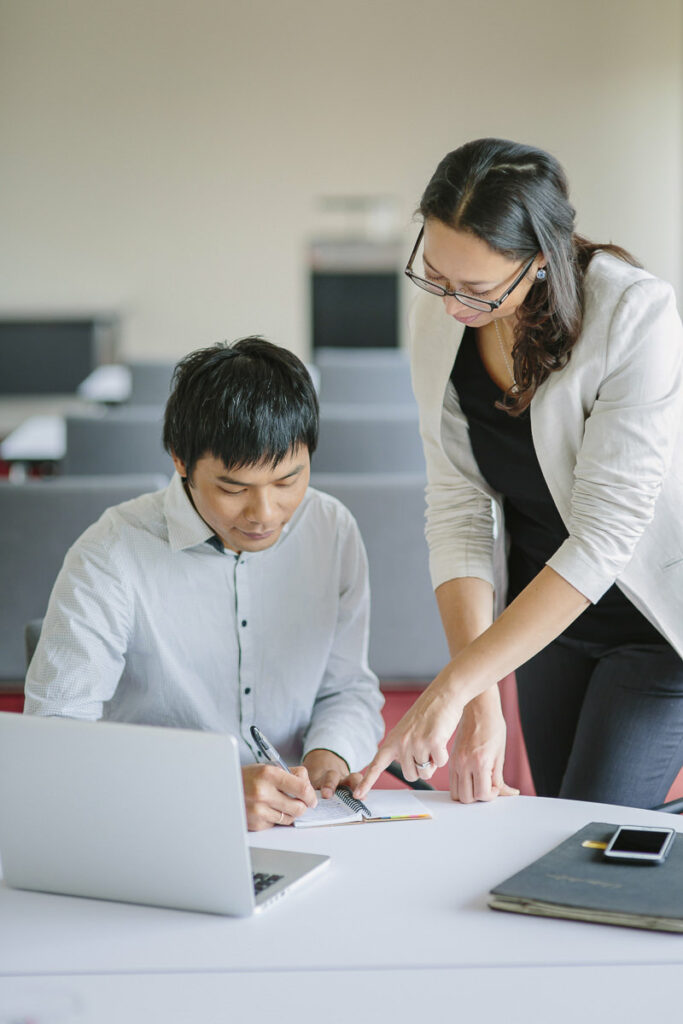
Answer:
[{"left": 24, "top": 337, "right": 384, "bottom": 830}]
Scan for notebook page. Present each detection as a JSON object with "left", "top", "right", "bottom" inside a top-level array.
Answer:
[
  {"left": 293, "top": 792, "right": 362, "bottom": 828},
  {"left": 361, "top": 790, "right": 430, "bottom": 820},
  {"left": 293, "top": 789, "right": 430, "bottom": 827}
]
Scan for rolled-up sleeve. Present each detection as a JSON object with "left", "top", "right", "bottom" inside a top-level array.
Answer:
[
  {"left": 302, "top": 517, "right": 385, "bottom": 772},
  {"left": 547, "top": 278, "right": 683, "bottom": 602}
]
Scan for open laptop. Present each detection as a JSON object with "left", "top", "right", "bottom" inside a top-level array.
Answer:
[{"left": 0, "top": 713, "right": 329, "bottom": 915}]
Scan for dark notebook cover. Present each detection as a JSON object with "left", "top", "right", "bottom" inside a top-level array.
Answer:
[{"left": 489, "top": 821, "right": 683, "bottom": 933}]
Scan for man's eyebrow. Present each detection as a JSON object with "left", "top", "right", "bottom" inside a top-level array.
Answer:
[
  {"left": 216, "top": 464, "right": 305, "bottom": 486},
  {"left": 423, "top": 253, "right": 495, "bottom": 288}
]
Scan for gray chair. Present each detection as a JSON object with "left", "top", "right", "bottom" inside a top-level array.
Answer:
[
  {"left": 655, "top": 799, "right": 683, "bottom": 813},
  {"left": 24, "top": 618, "right": 43, "bottom": 669},
  {"left": 315, "top": 347, "right": 409, "bottom": 366},
  {"left": 0, "top": 475, "right": 168, "bottom": 682},
  {"left": 310, "top": 472, "right": 449, "bottom": 680},
  {"left": 61, "top": 407, "right": 174, "bottom": 477},
  {"left": 315, "top": 348, "right": 415, "bottom": 406},
  {"left": 127, "top": 361, "right": 175, "bottom": 405},
  {"left": 313, "top": 404, "right": 424, "bottom": 474}
]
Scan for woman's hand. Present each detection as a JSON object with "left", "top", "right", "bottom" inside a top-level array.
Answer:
[
  {"left": 449, "top": 689, "right": 519, "bottom": 802},
  {"left": 354, "top": 667, "right": 466, "bottom": 799},
  {"left": 354, "top": 568, "right": 591, "bottom": 802}
]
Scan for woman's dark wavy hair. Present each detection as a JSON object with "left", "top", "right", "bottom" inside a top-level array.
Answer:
[
  {"left": 419, "top": 138, "right": 639, "bottom": 414},
  {"left": 163, "top": 336, "right": 318, "bottom": 479}
]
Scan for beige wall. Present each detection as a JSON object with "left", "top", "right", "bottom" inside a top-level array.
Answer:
[{"left": 0, "top": 0, "right": 681, "bottom": 360}]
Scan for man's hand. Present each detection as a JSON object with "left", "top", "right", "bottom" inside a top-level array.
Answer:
[
  {"left": 242, "top": 763, "right": 317, "bottom": 831},
  {"left": 303, "top": 748, "right": 362, "bottom": 799}
]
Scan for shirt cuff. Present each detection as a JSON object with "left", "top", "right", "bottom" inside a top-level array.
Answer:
[{"left": 302, "top": 727, "right": 375, "bottom": 774}]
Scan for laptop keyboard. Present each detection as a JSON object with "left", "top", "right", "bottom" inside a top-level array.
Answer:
[{"left": 253, "top": 871, "right": 284, "bottom": 895}]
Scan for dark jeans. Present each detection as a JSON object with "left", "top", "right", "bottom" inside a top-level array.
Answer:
[{"left": 516, "top": 636, "right": 683, "bottom": 808}]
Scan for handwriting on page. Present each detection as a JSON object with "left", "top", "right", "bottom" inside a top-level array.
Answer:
[{"left": 294, "top": 795, "right": 361, "bottom": 828}]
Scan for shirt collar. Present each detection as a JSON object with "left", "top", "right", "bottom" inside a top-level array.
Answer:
[{"left": 164, "top": 472, "right": 219, "bottom": 553}]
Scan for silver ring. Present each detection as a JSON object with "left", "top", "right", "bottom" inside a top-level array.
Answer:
[
  {"left": 277, "top": 810, "right": 285, "bottom": 825},
  {"left": 413, "top": 758, "right": 433, "bottom": 770}
]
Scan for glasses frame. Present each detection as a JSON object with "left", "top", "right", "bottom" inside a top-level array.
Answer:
[{"left": 404, "top": 226, "right": 537, "bottom": 312}]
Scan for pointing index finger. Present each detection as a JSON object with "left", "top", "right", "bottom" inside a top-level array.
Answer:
[{"left": 353, "top": 748, "right": 394, "bottom": 800}]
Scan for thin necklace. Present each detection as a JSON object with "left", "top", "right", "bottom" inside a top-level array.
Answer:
[{"left": 493, "top": 318, "right": 516, "bottom": 389}]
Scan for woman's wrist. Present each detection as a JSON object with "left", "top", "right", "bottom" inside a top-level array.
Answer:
[
  {"left": 465, "top": 684, "right": 503, "bottom": 718},
  {"left": 438, "top": 652, "right": 489, "bottom": 710}
]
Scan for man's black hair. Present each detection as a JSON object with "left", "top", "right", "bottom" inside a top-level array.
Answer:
[{"left": 163, "top": 336, "right": 319, "bottom": 478}]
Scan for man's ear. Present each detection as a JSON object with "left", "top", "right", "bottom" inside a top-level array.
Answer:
[{"left": 171, "top": 452, "right": 188, "bottom": 479}]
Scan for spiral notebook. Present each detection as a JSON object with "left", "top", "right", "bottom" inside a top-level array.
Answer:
[{"left": 293, "top": 787, "right": 430, "bottom": 828}]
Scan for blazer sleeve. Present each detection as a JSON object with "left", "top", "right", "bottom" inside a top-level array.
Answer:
[
  {"left": 547, "top": 276, "right": 683, "bottom": 602},
  {"left": 424, "top": 384, "right": 500, "bottom": 590},
  {"left": 409, "top": 293, "right": 501, "bottom": 594}
]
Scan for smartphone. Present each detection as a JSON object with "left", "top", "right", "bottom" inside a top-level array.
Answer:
[{"left": 603, "top": 824, "right": 676, "bottom": 864}]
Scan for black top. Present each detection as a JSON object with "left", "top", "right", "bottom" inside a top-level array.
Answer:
[{"left": 450, "top": 328, "right": 662, "bottom": 644}]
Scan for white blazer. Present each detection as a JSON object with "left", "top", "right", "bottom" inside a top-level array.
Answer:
[{"left": 408, "top": 252, "right": 683, "bottom": 659}]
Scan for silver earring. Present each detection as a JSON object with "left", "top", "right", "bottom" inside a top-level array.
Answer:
[{"left": 536, "top": 267, "right": 547, "bottom": 281}]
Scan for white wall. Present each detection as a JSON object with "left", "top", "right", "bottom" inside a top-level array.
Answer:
[{"left": 0, "top": 0, "right": 681, "bottom": 360}]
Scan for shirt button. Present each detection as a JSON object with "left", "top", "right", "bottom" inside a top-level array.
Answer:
[
  {"left": 241, "top": 619, "right": 247, "bottom": 627},
  {"left": 244, "top": 687, "right": 251, "bottom": 694}
]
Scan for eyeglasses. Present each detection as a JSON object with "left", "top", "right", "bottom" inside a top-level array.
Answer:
[{"left": 404, "top": 226, "right": 536, "bottom": 313}]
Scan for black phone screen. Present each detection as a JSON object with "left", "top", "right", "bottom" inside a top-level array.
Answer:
[{"left": 610, "top": 828, "right": 671, "bottom": 855}]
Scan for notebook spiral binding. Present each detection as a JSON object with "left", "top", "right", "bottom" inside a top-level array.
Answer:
[{"left": 336, "top": 787, "right": 371, "bottom": 817}]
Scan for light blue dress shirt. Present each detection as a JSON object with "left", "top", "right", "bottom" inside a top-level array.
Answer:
[{"left": 24, "top": 473, "right": 384, "bottom": 770}]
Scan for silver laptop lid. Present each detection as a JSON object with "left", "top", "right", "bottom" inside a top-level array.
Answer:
[{"left": 0, "top": 714, "right": 255, "bottom": 916}]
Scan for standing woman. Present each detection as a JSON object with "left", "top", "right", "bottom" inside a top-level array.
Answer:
[{"left": 356, "top": 138, "right": 683, "bottom": 808}]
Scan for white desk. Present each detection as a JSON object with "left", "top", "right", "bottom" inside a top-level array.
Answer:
[
  {"left": 0, "top": 397, "right": 90, "bottom": 481},
  {"left": 0, "top": 414, "right": 67, "bottom": 482},
  {"left": 1, "top": 794, "right": 682, "bottom": 1022},
  {"left": 2, "top": 964, "right": 683, "bottom": 1024},
  {"left": 0, "top": 367, "right": 129, "bottom": 474},
  {"left": 0, "top": 396, "right": 91, "bottom": 440},
  {"left": 76, "top": 364, "right": 131, "bottom": 403},
  {"left": 0, "top": 414, "right": 66, "bottom": 463}
]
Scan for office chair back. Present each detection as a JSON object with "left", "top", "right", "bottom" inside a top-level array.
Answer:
[
  {"left": 310, "top": 472, "right": 448, "bottom": 679},
  {"left": 315, "top": 348, "right": 415, "bottom": 406},
  {"left": 127, "top": 361, "right": 175, "bottom": 405},
  {"left": 25, "top": 618, "right": 43, "bottom": 669},
  {"left": 0, "top": 475, "right": 168, "bottom": 680},
  {"left": 62, "top": 407, "right": 174, "bottom": 477},
  {"left": 313, "top": 405, "right": 424, "bottom": 474}
]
